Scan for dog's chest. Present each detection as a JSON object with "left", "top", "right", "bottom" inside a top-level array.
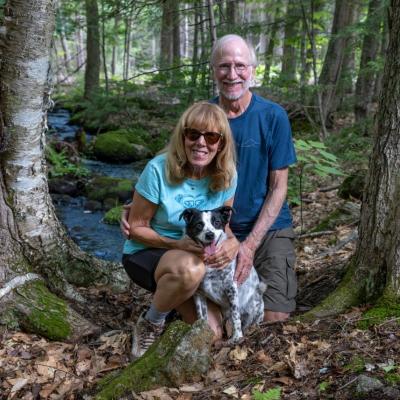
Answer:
[{"left": 199, "top": 261, "right": 236, "bottom": 305}]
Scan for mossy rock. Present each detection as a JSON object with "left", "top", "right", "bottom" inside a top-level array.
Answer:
[
  {"left": 338, "top": 171, "right": 366, "bottom": 201},
  {"left": 93, "top": 129, "right": 152, "bottom": 163},
  {"left": 103, "top": 205, "right": 123, "bottom": 225},
  {"left": 95, "top": 319, "right": 214, "bottom": 400},
  {"left": 85, "top": 176, "right": 134, "bottom": 203},
  {"left": 311, "top": 202, "right": 360, "bottom": 232}
]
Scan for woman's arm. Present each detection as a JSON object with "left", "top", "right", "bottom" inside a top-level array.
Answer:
[{"left": 128, "top": 191, "right": 203, "bottom": 255}]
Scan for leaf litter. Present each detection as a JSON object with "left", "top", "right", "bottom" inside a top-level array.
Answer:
[{"left": 1, "top": 188, "right": 400, "bottom": 399}]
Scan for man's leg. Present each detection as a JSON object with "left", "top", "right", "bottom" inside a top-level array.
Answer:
[{"left": 253, "top": 227, "right": 297, "bottom": 322}]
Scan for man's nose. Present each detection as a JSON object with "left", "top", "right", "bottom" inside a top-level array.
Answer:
[{"left": 226, "top": 64, "right": 238, "bottom": 79}]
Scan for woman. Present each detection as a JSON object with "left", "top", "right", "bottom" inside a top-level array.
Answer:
[{"left": 122, "top": 101, "right": 239, "bottom": 359}]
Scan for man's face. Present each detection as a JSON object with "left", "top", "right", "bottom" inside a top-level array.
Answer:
[{"left": 213, "top": 40, "right": 254, "bottom": 101}]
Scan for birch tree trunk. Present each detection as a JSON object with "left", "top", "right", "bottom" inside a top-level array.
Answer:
[
  {"left": 0, "top": 0, "right": 127, "bottom": 340},
  {"left": 307, "top": 0, "right": 400, "bottom": 318}
]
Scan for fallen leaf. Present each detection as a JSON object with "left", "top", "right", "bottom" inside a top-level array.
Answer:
[
  {"left": 179, "top": 383, "right": 204, "bottom": 393},
  {"left": 229, "top": 346, "right": 248, "bottom": 361},
  {"left": 223, "top": 385, "right": 238, "bottom": 398}
]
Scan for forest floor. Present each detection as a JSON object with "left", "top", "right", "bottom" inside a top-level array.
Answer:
[{"left": 1, "top": 188, "right": 400, "bottom": 400}]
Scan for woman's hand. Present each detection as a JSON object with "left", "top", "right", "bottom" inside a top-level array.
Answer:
[
  {"left": 205, "top": 236, "right": 240, "bottom": 269},
  {"left": 120, "top": 203, "right": 132, "bottom": 238},
  {"left": 174, "top": 236, "right": 204, "bottom": 257}
]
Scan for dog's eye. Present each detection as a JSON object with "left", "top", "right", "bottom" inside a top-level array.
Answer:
[
  {"left": 196, "top": 222, "right": 204, "bottom": 230},
  {"left": 212, "top": 217, "right": 222, "bottom": 228}
]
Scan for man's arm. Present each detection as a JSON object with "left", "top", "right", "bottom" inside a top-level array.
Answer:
[{"left": 234, "top": 167, "right": 288, "bottom": 284}]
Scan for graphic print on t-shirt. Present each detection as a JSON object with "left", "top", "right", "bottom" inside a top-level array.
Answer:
[{"left": 175, "top": 193, "right": 208, "bottom": 208}]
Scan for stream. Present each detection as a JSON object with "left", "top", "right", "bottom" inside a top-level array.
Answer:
[{"left": 48, "top": 109, "right": 143, "bottom": 262}]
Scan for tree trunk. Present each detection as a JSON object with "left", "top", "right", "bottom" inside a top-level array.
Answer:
[
  {"left": 172, "top": 0, "right": 180, "bottom": 67},
  {"left": 280, "top": 0, "right": 299, "bottom": 84},
  {"left": 84, "top": 0, "right": 100, "bottom": 99},
  {"left": 318, "top": 0, "right": 356, "bottom": 127},
  {"left": 263, "top": 7, "right": 280, "bottom": 86},
  {"left": 355, "top": 0, "right": 384, "bottom": 122},
  {"left": 101, "top": 0, "right": 109, "bottom": 93},
  {"left": 0, "top": 0, "right": 128, "bottom": 340},
  {"left": 75, "top": 11, "right": 84, "bottom": 70},
  {"left": 160, "top": 0, "right": 173, "bottom": 69},
  {"left": 307, "top": 0, "right": 400, "bottom": 318},
  {"left": 373, "top": 10, "right": 389, "bottom": 101},
  {"left": 226, "top": 0, "right": 236, "bottom": 30},
  {"left": 111, "top": 15, "right": 119, "bottom": 76}
]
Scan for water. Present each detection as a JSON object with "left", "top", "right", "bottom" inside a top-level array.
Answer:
[{"left": 48, "top": 109, "right": 143, "bottom": 262}]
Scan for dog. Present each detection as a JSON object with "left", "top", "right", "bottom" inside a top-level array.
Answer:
[{"left": 180, "top": 206, "right": 266, "bottom": 343}]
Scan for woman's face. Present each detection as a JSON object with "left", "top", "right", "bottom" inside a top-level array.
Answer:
[{"left": 183, "top": 124, "right": 222, "bottom": 176}]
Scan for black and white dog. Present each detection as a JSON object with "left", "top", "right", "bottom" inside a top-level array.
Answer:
[{"left": 180, "top": 206, "right": 266, "bottom": 343}]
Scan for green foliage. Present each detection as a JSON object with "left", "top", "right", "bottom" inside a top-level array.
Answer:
[
  {"left": 46, "top": 145, "right": 89, "bottom": 178},
  {"left": 103, "top": 205, "right": 123, "bottom": 225},
  {"left": 318, "top": 381, "right": 330, "bottom": 392},
  {"left": 325, "top": 122, "right": 373, "bottom": 171},
  {"left": 288, "top": 139, "right": 344, "bottom": 205},
  {"left": 384, "top": 372, "right": 400, "bottom": 385},
  {"left": 344, "top": 355, "right": 366, "bottom": 373},
  {"left": 252, "top": 387, "right": 281, "bottom": 400}
]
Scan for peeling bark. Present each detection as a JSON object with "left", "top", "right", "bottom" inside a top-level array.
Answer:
[{"left": 0, "top": 0, "right": 128, "bottom": 340}]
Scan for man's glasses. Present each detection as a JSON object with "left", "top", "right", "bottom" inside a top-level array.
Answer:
[
  {"left": 183, "top": 127, "right": 223, "bottom": 145},
  {"left": 215, "top": 63, "right": 251, "bottom": 73}
]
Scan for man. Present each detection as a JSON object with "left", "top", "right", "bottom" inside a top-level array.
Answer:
[
  {"left": 123, "top": 34, "right": 297, "bottom": 325},
  {"left": 205, "top": 34, "right": 297, "bottom": 322}
]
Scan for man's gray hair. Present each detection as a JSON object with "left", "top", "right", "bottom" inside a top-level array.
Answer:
[{"left": 210, "top": 34, "right": 257, "bottom": 67}]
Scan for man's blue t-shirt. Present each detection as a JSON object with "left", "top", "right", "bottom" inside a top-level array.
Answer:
[
  {"left": 123, "top": 153, "right": 237, "bottom": 254},
  {"left": 212, "top": 93, "right": 297, "bottom": 240}
]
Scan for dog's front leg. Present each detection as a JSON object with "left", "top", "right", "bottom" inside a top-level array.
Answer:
[
  {"left": 194, "top": 293, "right": 208, "bottom": 321},
  {"left": 225, "top": 284, "right": 243, "bottom": 343}
]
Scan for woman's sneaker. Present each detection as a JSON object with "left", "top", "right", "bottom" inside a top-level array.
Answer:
[{"left": 131, "top": 312, "right": 164, "bottom": 359}]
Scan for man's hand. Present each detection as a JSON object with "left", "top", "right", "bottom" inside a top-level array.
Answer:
[
  {"left": 120, "top": 203, "right": 132, "bottom": 238},
  {"left": 234, "top": 242, "right": 256, "bottom": 285},
  {"left": 205, "top": 237, "right": 240, "bottom": 269}
]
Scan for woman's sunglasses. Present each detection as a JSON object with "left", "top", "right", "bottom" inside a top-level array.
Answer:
[{"left": 183, "top": 127, "right": 223, "bottom": 145}]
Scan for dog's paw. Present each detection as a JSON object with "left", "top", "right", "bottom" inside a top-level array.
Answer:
[{"left": 226, "top": 334, "right": 244, "bottom": 346}]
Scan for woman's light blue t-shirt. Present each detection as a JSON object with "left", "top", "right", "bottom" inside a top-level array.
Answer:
[{"left": 123, "top": 153, "right": 237, "bottom": 254}]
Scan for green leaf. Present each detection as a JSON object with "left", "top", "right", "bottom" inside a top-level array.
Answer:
[
  {"left": 317, "top": 149, "right": 338, "bottom": 162},
  {"left": 252, "top": 387, "right": 281, "bottom": 400},
  {"left": 308, "top": 140, "right": 326, "bottom": 149}
]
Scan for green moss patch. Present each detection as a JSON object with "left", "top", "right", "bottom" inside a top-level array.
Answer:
[
  {"left": 358, "top": 292, "right": 400, "bottom": 330},
  {"left": 103, "top": 205, "right": 123, "bottom": 225},
  {"left": 93, "top": 129, "right": 152, "bottom": 163},
  {"left": 85, "top": 176, "right": 134, "bottom": 203},
  {"left": 15, "top": 281, "right": 71, "bottom": 341}
]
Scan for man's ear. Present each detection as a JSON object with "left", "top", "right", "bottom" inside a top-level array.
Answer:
[
  {"left": 216, "top": 206, "right": 234, "bottom": 224},
  {"left": 179, "top": 208, "right": 196, "bottom": 224}
]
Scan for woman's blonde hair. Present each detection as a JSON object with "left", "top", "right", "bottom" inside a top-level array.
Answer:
[{"left": 166, "top": 101, "right": 236, "bottom": 192}]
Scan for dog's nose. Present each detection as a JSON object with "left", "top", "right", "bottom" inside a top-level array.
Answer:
[{"left": 205, "top": 231, "right": 215, "bottom": 241}]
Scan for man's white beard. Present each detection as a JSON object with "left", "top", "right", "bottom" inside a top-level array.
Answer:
[{"left": 218, "top": 78, "right": 252, "bottom": 100}]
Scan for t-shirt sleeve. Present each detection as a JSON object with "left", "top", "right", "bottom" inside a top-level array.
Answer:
[
  {"left": 269, "top": 108, "right": 297, "bottom": 170},
  {"left": 135, "top": 160, "right": 161, "bottom": 205}
]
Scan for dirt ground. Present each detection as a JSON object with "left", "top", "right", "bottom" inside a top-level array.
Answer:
[{"left": 1, "top": 188, "right": 399, "bottom": 400}]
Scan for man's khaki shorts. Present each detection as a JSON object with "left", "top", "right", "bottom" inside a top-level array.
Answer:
[{"left": 254, "top": 227, "right": 297, "bottom": 313}]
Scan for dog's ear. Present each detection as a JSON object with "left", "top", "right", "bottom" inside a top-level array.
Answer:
[
  {"left": 216, "top": 206, "right": 234, "bottom": 224},
  {"left": 179, "top": 208, "right": 196, "bottom": 224}
]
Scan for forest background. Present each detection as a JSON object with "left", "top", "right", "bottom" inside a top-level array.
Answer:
[{"left": 1, "top": 0, "right": 400, "bottom": 399}]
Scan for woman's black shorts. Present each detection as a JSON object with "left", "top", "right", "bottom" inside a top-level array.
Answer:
[{"left": 122, "top": 248, "right": 168, "bottom": 292}]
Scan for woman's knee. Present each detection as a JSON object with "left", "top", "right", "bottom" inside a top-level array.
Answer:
[{"left": 155, "top": 250, "right": 205, "bottom": 288}]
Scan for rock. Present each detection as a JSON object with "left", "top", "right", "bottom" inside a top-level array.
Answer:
[
  {"left": 355, "top": 374, "right": 384, "bottom": 394},
  {"left": 93, "top": 129, "right": 152, "bottom": 163},
  {"left": 85, "top": 175, "right": 134, "bottom": 203},
  {"left": 95, "top": 320, "right": 214, "bottom": 400},
  {"left": 338, "top": 171, "right": 366, "bottom": 200},
  {"left": 84, "top": 200, "right": 102, "bottom": 212},
  {"left": 382, "top": 387, "right": 400, "bottom": 399},
  {"left": 48, "top": 177, "right": 80, "bottom": 196}
]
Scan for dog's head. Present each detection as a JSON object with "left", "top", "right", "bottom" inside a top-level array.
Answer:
[{"left": 179, "top": 206, "right": 233, "bottom": 251}]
